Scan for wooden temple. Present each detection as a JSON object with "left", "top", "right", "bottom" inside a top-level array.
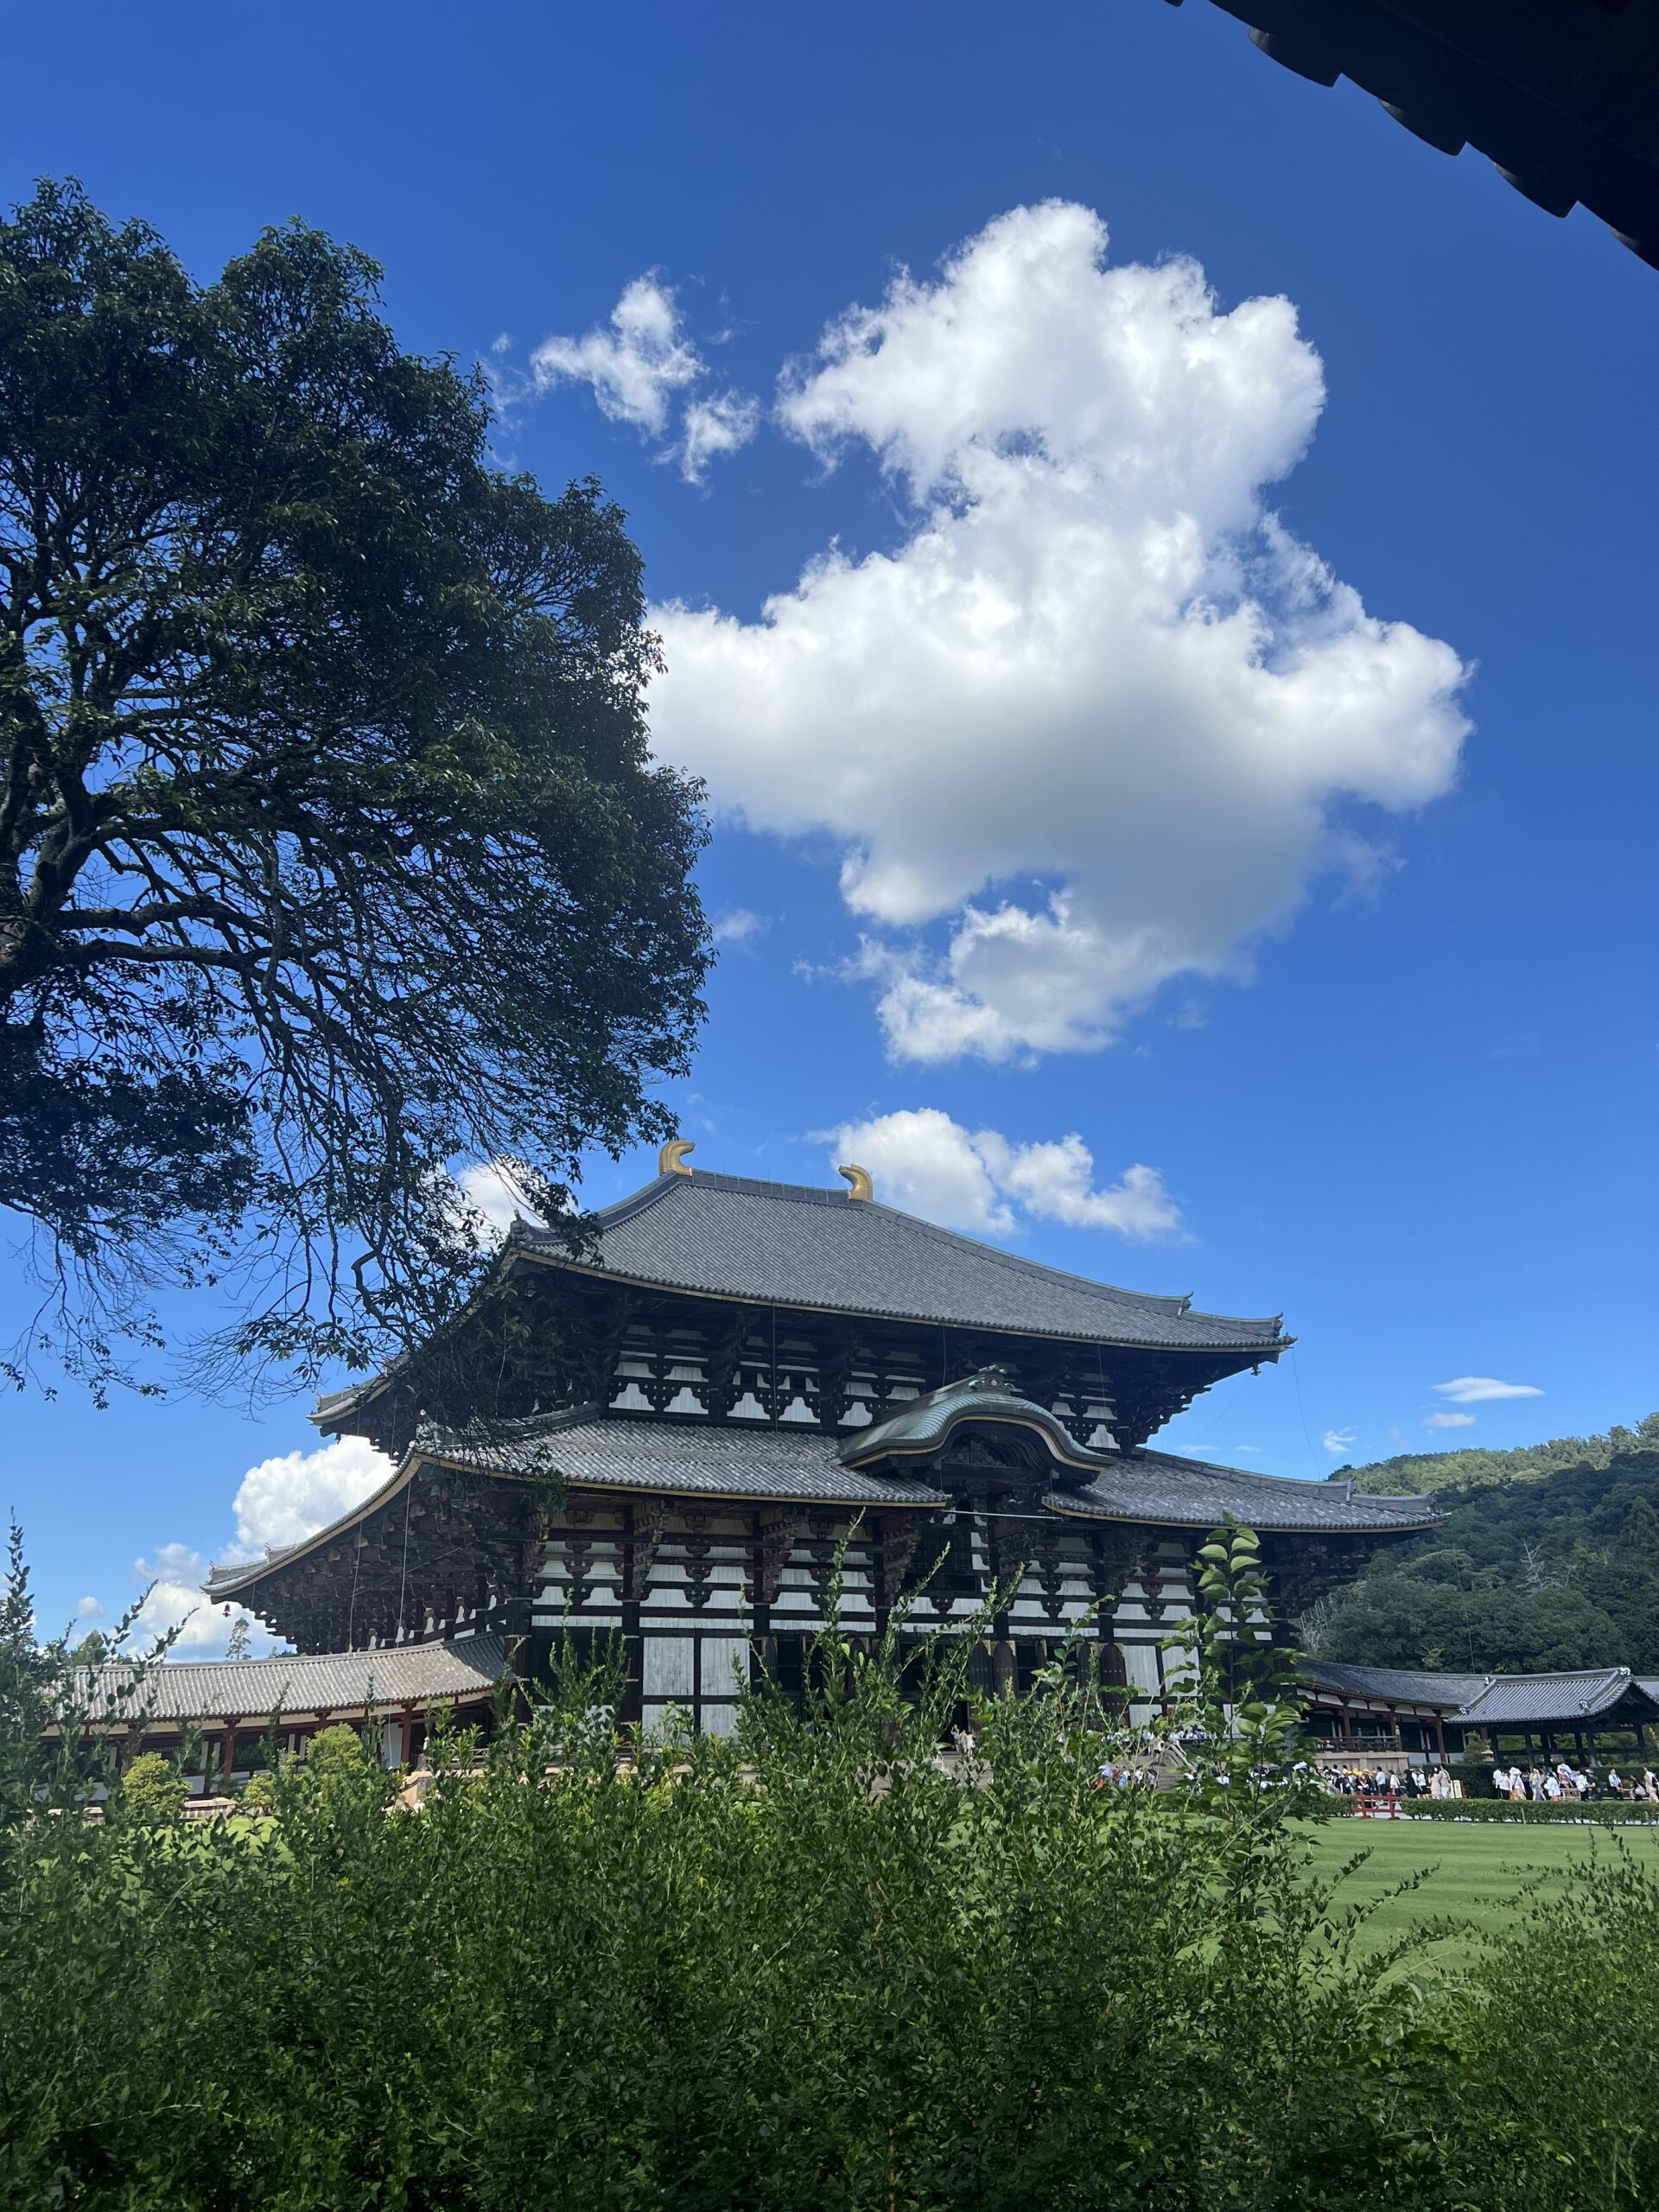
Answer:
[
  {"left": 1300, "top": 1660, "right": 1659, "bottom": 1771},
  {"left": 206, "top": 1150, "right": 1438, "bottom": 1738}
]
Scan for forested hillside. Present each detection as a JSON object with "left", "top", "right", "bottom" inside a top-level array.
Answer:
[
  {"left": 1304, "top": 1425, "right": 1659, "bottom": 1675},
  {"left": 1337, "top": 1413, "right": 1659, "bottom": 1497}
]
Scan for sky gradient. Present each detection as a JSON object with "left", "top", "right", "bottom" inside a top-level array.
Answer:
[{"left": 4, "top": 0, "right": 1656, "bottom": 1650}]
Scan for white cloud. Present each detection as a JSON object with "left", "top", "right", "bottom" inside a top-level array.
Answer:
[
  {"left": 130, "top": 1543, "right": 241, "bottom": 1655},
  {"left": 971, "top": 1131, "right": 1179, "bottom": 1236},
  {"left": 1322, "top": 1428, "right": 1357, "bottom": 1456},
  {"left": 524, "top": 276, "right": 757, "bottom": 481},
  {"left": 73, "top": 1595, "right": 104, "bottom": 1619},
  {"left": 118, "top": 1436, "right": 394, "bottom": 1660},
  {"left": 1433, "top": 1376, "right": 1542, "bottom": 1403},
  {"left": 228, "top": 1435, "right": 394, "bottom": 1561},
  {"left": 1424, "top": 1411, "right": 1478, "bottom": 1429},
  {"left": 682, "top": 391, "right": 760, "bottom": 484},
  {"left": 650, "top": 201, "right": 1470, "bottom": 1062},
  {"left": 530, "top": 275, "right": 702, "bottom": 437},
  {"left": 711, "top": 906, "right": 769, "bottom": 946},
  {"left": 822, "top": 1106, "right": 1180, "bottom": 1241}
]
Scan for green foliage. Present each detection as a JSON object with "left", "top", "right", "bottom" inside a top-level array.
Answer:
[
  {"left": 1163, "top": 1516, "right": 1316, "bottom": 1799},
  {"left": 1338, "top": 1411, "right": 1659, "bottom": 1497},
  {"left": 0, "top": 1520, "right": 57, "bottom": 1846},
  {"left": 1310, "top": 1442, "right": 1659, "bottom": 1675},
  {"left": 302, "top": 1721, "right": 371, "bottom": 1780},
  {"left": 1456, "top": 1852, "right": 1659, "bottom": 2203},
  {"left": 237, "top": 1769, "right": 277, "bottom": 1815},
  {"left": 118, "top": 1751, "right": 186, "bottom": 1829},
  {"left": 0, "top": 179, "right": 709, "bottom": 1397},
  {"left": 4, "top": 1538, "right": 1659, "bottom": 2204}
]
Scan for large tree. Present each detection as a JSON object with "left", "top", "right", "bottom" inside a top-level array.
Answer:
[{"left": 0, "top": 181, "right": 707, "bottom": 1397}]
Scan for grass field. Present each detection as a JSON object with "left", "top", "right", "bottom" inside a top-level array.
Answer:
[{"left": 1296, "top": 1817, "right": 1659, "bottom": 1971}]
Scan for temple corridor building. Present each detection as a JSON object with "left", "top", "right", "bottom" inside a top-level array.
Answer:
[{"left": 201, "top": 1150, "right": 1437, "bottom": 1742}]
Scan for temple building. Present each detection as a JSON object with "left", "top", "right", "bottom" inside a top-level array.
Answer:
[
  {"left": 200, "top": 1149, "right": 1437, "bottom": 1742},
  {"left": 1300, "top": 1661, "right": 1659, "bottom": 1770}
]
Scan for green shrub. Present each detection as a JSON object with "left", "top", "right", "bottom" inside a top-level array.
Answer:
[
  {"left": 117, "top": 1751, "right": 186, "bottom": 1830},
  {"left": 3, "top": 1532, "right": 1659, "bottom": 2207},
  {"left": 1453, "top": 1850, "right": 1659, "bottom": 2203},
  {"left": 301, "top": 1721, "right": 370, "bottom": 1780},
  {"left": 238, "top": 1770, "right": 277, "bottom": 1815}
]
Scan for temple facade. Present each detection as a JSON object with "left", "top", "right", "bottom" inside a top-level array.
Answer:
[{"left": 206, "top": 1151, "right": 1437, "bottom": 1738}]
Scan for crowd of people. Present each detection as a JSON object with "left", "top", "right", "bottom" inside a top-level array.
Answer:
[
  {"left": 1319, "top": 1758, "right": 1659, "bottom": 1804},
  {"left": 1321, "top": 1765, "right": 1461, "bottom": 1802},
  {"left": 1491, "top": 1760, "right": 1659, "bottom": 1802}
]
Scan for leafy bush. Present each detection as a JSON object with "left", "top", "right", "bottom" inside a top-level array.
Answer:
[
  {"left": 238, "top": 1770, "right": 277, "bottom": 1815},
  {"left": 3, "top": 1527, "right": 1659, "bottom": 2207},
  {"left": 118, "top": 1751, "right": 187, "bottom": 1829}
]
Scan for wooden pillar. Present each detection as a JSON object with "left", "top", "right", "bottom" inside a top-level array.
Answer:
[
  {"left": 398, "top": 1705, "right": 415, "bottom": 1769},
  {"left": 221, "top": 1725, "right": 237, "bottom": 1793},
  {"left": 1433, "top": 1713, "right": 1446, "bottom": 1764},
  {"left": 620, "top": 1501, "right": 644, "bottom": 1729}
]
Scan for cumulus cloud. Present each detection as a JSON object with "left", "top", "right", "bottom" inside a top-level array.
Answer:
[
  {"left": 1433, "top": 1376, "right": 1542, "bottom": 1403},
  {"left": 1424, "top": 1411, "right": 1478, "bottom": 1429},
  {"left": 115, "top": 1436, "right": 396, "bottom": 1659},
  {"left": 822, "top": 1107, "right": 1180, "bottom": 1240},
  {"left": 228, "top": 1435, "right": 394, "bottom": 1561},
  {"left": 524, "top": 276, "right": 757, "bottom": 480},
  {"left": 1322, "top": 1428, "right": 1357, "bottom": 1456},
  {"left": 73, "top": 1595, "right": 104, "bottom": 1619},
  {"left": 130, "top": 1542, "right": 245, "bottom": 1655},
  {"left": 650, "top": 201, "right": 1470, "bottom": 1060}
]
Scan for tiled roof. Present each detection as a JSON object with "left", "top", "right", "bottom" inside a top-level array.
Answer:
[
  {"left": 421, "top": 1409, "right": 949, "bottom": 1506},
  {"left": 512, "top": 1172, "right": 1287, "bottom": 1351},
  {"left": 1300, "top": 1662, "right": 1659, "bottom": 1726},
  {"left": 1046, "top": 1447, "right": 1437, "bottom": 1534},
  {"left": 1458, "top": 1669, "right": 1659, "bottom": 1727},
  {"left": 208, "top": 1408, "right": 1429, "bottom": 1607},
  {"left": 1300, "top": 1661, "right": 1484, "bottom": 1710},
  {"left": 66, "top": 1636, "right": 510, "bottom": 1725},
  {"left": 435, "top": 1411, "right": 1432, "bottom": 1532}
]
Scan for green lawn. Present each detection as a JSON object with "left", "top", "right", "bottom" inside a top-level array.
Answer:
[{"left": 1295, "top": 1817, "right": 1659, "bottom": 1972}]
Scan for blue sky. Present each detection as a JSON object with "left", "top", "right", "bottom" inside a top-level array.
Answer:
[{"left": 5, "top": 0, "right": 1656, "bottom": 1651}]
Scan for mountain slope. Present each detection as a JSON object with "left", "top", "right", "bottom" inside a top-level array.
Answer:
[
  {"left": 1305, "top": 1433, "right": 1659, "bottom": 1676},
  {"left": 1337, "top": 1414, "right": 1659, "bottom": 1497}
]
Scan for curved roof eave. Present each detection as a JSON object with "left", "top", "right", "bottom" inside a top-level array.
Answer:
[{"left": 514, "top": 1245, "right": 1291, "bottom": 1355}]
